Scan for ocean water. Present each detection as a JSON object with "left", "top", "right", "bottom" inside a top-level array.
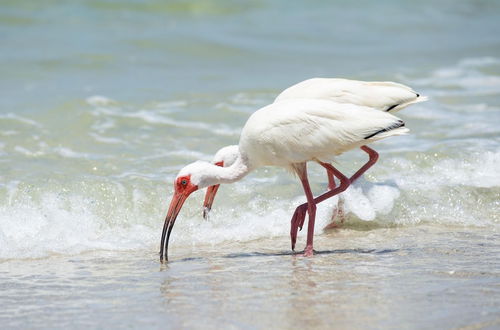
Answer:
[{"left": 1, "top": 0, "right": 499, "bottom": 328}]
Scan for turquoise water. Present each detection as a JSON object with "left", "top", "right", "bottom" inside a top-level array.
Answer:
[{"left": 1, "top": 0, "right": 500, "bottom": 328}]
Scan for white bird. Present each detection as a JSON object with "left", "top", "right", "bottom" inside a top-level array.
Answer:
[
  {"left": 160, "top": 99, "right": 409, "bottom": 261},
  {"left": 202, "top": 78, "right": 427, "bottom": 224},
  {"left": 275, "top": 78, "right": 427, "bottom": 112}
]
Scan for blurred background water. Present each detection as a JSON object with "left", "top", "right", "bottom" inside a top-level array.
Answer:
[{"left": 1, "top": 0, "right": 499, "bottom": 328}]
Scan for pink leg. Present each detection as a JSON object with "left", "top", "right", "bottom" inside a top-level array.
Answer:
[
  {"left": 350, "top": 146, "right": 379, "bottom": 183},
  {"left": 324, "top": 146, "right": 378, "bottom": 192},
  {"left": 325, "top": 169, "right": 344, "bottom": 228},
  {"left": 290, "top": 162, "right": 350, "bottom": 251},
  {"left": 326, "top": 166, "right": 339, "bottom": 222},
  {"left": 326, "top": 145, "right": 379, "bottom": 227},
  {"left": 326, "top": 146, "right": 379, "bottom": 187},
  {"left": 292, "top": 163, "right": 317, "bottom": 256},
  {"left": 327, "top": 170, "right": 336, "bottom": 190}
]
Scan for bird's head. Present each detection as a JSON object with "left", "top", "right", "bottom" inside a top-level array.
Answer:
[{"left": 160, "top": 161, "right": 220, "bottom": 262}]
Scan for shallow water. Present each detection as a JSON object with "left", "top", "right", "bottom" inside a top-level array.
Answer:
[
  {"left": 1, "top": 0, "right": 500, "bottom": 328},
  {"left": 1, "top": 227, "right": 499, "bottom": 329}
]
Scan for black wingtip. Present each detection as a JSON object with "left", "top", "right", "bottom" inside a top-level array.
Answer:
[
  {"left": 386, "top": 104, "right": 398, "bottom": 112},
  {"left": 364, "top": 120, "right": 405, "bottom": 140}
]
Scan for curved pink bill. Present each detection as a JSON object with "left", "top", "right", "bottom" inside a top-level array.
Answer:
[
  {"left": 202, "top": 184, "right": 220, "bottom": 219},
  {"left": 202, "top": 161, "right": 224, "bottom": 219},
  {"left": 160, "top": 191, "right": 189, "bottom": 262}
]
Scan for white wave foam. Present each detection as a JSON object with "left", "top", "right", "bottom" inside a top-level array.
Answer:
[
  {"left": 0, "top": 113, "right": 42, "bottom": 127},
  {"left": 1, "top": 157, "right": 497, "bottom": 260},
  {"left": 86, "top": 95, "right": 117, "bottom": 107},
  {"left": 284, "top": 179, "right": 402, "bottom": 224},
  {"left": 0, "top": 191, "right": 158, "bottom": 260},
  {"left": 13, "top": 144, "right": 106, "bottom": 160},
  {"left": 414, "top": 56, "right": 500, "bottom": 95},
  {"left": 54, "top": 147, "right": 94, "bottom": 159},
  {"left": 431, "top": 151, "right": 500, "bottom": 188},
  {"left": 90, "top": 106, "right": 240, "bottom": 137},
  {"left": 391, "top": 150, "right": 500, "bottom": 189},
  {"left": 154, "top": 100, "right": 188, "bottom": 112},
  {"left": 90, "top": 117, "right": 116, "bottom": 134},
  {"left": 342, "top": 181, "right": 401, "bottom": 221},
  {"left": 0, "top": 174, "right": 402, "bottom": 260},
  {"left": 1, "top": 130, "right": 18, "bottom": 137},
  {"left": 125, "top": 109, "right": 240, "bottom": 136},
  {"left": 88, "top": 132, "right": 125, "bottom": 144},
  {"left": 14, "top": 146, "right": 44, "bottom": 157}
]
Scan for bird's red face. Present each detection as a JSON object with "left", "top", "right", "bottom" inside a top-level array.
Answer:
[
  {"left": 202, "top": 161, "right": 223, "bottom": 219},
  {"left": 160, "top": 175, "right": 198, "bottom": 262}
]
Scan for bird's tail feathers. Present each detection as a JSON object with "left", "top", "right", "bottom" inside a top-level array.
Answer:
[
  {"left": 372, "top": 126, "right": 409, "bottom": 139},
  {"left": 364, "top": 120, "right": 409, "bottom": 140}
]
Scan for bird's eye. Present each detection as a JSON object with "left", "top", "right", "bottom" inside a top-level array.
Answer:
[{"left": 181, "top": 179, "right": 187, "bottom": 185}]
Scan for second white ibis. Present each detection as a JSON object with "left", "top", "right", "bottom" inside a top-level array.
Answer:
[
  {"left": 160, "top": 99, "right": 409, "bottom": 261},
  {"left": 202, "top": 78, "right": 427, "bottom": 225}
]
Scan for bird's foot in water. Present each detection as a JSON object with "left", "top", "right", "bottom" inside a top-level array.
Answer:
[
  {"left": 202, "top": 207, "right": 211, "bottom": 220},
  {"left": 290, "top": 204, "right": 307, "bottom": 250},
  {"left": 323, "top": 211, "right": 345, "bottom": 229},
  {"left": 299, "top": 245, "right": 314, "bottom": 257},
  {"left": 323, "top": 199, "right": 346, "bottom": 230}
]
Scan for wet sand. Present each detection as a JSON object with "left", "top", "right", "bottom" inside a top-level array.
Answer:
[{"left": 1, "top": 225, "right": 498, "bottom": 329}]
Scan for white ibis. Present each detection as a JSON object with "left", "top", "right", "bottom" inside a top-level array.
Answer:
[
  {"left": 275, "top": 78, "right": 426, "bottom": 112},
  {"left": 160, "top": 99, "right": 409, "bottom": 261},
  {"left": 202, "top": 78, "right": 427, "bottom": 224}
]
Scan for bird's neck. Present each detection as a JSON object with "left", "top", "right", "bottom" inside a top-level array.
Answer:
[
  {"left": 202, "top": 153, "right": 251, "bottom": 188},
  {"left": 218, "top": 153, "right": 250, "bottom": 184}
]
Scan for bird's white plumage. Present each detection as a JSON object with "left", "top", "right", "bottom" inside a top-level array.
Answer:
[
  {"left": 275, "top": 78, "right": 427, "bottom": 112},
  {"left": 177, "top": 99, "right": 407, "bottom": 188},
  {"left": 212, "top": 145, "right": 239, "bottom": 165},
  {"left": 239, "top": 99, "right": 408, "bottom": 171},
  {"left": 210, "top": 78, "right": 426, "bottom": 170}
]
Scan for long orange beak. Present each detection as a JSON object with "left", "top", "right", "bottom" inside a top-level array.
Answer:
[
  {"left": 203, "top": 184, "right": 220, "bottom": 219},
  {"left": 160, "top": 191, "right": 190, "bottom": 262}
]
